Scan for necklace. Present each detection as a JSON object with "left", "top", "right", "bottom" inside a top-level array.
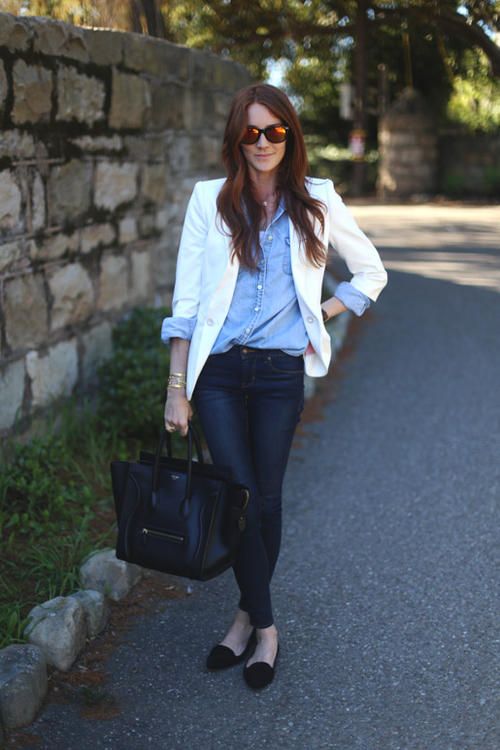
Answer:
[{"left": 260, "top": 189, "right": 278, "bottom": 207}]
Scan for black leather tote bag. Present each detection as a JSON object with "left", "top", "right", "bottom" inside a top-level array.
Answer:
[{"left": 110, "top": 423, "right": 250, "bottom": 581}]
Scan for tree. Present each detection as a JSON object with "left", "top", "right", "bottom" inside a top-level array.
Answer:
[{"left": 7, "top": 0, "right": 499, "bottom": 139}]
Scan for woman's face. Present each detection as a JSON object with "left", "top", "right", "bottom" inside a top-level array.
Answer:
[{"left": 240, "top": 102, "right": 287, "bottom": 177}]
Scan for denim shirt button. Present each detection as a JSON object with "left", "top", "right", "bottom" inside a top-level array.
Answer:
[{"left": 307, "top": 316, "right": 314, "bottom": 323}]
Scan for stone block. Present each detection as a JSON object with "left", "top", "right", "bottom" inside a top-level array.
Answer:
[
  {"left": 150, "top": 81, "right": 186, "bottom": 130},
  {"left": 84, "top": 27, "right": 123, "bottom": 66},
  {"left": 214, "top": 92, "right": 232, "bottom": 119},
  {"left": 0, "top": 239, "right": 25, "bottom": 273},
  {"left": 151, "top": 240, "right": 177, "bottom": 286},
  {"left": 0, "top": 644, "right": 47, "bottom": 730},
  {"left": 122, "top": 33, "right": 190, "bottom": 80},
  {"left": 12, "top": 60, "right": 52, "bottom": 125},
  {"left": 4, "top": 273, "right": 49, "bottom": 351},
  {"left": 123, "top": 133, "right": 167, "bottom": 160},
  {"left": 56, "top": 65, "right": 105, "bottom": 125},
  {"left": 47, "top": 159, "right": 92, "bottom": 224},
  {"left": 212, "top": 57, "right": 249, "bottom": 90},
  {"left": 97, "top": 253, "right": 128, "bottom": 311},
  {"left": 81, "top": 320, "right": 112, "bottom": 387},
  {"left": 24, "top": 596, "right": 87, "bottom": 672},
  {"left": 0, "top": 169, "right": 22, "bottom": 231},
  {"left": 69, "top": 134, "right": 123, "bottom": 153},
  {"left": 94, "top": 160, "right": 138, "bottom": 211},
  {"left": 0, "top": 359, "right": 25, "bottom": 431},
  {"left": 31, "top": 231, "right": 79, "bottom": 262},
  {"left": 109, "top": 69, "right": 151, "bottom": 130},
  {"left": 0, "top": 130, "right": 36, "bottom": 160},
  {"left": 47, "top": 262, "right": 95, "bottom": 330},
  {"left": 69, "top": 590, "right": 109, "bottom": 637},
  {"left": 181, "top": 91, "right": 204, "bottom": 132},
  {"left": 80, "top": 548, "right": 143, "bottom": 601},
  {"left": 167, "top": 135, "right": 191, "bottom": 175},
  {"left": 141, "top": 163, "right": 167, "bottom": 204},
  {"left": 118, "top": 216, "right": 138, "bottom": 244},
  {"left": 155, "top": 208, "right": 169, "bottom": 232},
  {"left": 130, "top": 250, "right": 151, "bottom": 301},
  {"left": 190, "top": 134, "right": 221, "bottom": 172},
  {"left": 26, "top": 340, "right": 78, "bottom": 408},
  {"left": 138, "top": 213, "right": 156, "bottom": 237},
  {"left": 0, "top": 60, "right": 7, "bottom": 115},
  {"left": 31, "top": 16, "right": 89, "bottom": 63},
  {"left": 80, "top": 223, "right": 116, "bottom": 254},
  {"left": 0, "top": 12, "right": 33, "bottom": 52},
  {"left": 191, "top": 50, "right": 217, "bottom": 89},
  {"left": 30, "top": 171, "right": 45, "bottom": 232}
]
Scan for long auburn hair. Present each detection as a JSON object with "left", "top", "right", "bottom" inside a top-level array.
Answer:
[{"left": 216, "top": 83, "right": 327, "bottom": 270}]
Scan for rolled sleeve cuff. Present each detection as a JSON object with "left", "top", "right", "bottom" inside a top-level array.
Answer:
[
  {"left": 160, "top": 315, "right": 197, "bottom": 344},
  {"left": 334, "top": 281, "right": 371, "bottom": 317}
]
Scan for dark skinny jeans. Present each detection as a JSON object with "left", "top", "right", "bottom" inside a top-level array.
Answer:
[{"left": 192, "top": 344, "right": 305, "bottom": 628}]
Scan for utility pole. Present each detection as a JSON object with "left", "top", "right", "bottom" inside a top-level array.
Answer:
[{"left": 351, "top": 0, "right": 368, "bottom": 196}]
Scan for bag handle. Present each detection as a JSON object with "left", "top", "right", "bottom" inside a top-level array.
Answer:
[
  {"left": 163, "top": 421, "right": 204, "bottom": 464},
  {"left": 151, "top": 421, "right": 203, "bottom": 514}
]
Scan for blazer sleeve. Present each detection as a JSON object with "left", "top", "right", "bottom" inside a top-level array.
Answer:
[
  {"left": 326, "top": 179, "right": 388, "bottom": 302},
  {"left": 160, "top": 181, "right": 208, "bottom": 344}
]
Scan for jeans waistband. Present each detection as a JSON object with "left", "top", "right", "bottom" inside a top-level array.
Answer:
[{"left": 224, "top": 344, "right": 298, "bottom": 356}]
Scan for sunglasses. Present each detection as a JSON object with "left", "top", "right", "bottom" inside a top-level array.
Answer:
[{"left": 240, "top": 124, "right": 290, "bottom": 145}]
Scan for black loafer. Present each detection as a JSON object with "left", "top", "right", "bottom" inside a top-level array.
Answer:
[
  {"left": 206, "top": 628, "right": 257, "bottom": 670},
  {"left": 243, "top": 643, "right": 279, "bottom": 689}
]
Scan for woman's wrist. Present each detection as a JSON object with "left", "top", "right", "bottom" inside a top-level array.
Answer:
[
  {"left": 166, "top": 386, "right": 187, "bottom": 400},
  {"left": 322, "top": 295, "right": 347, "bottom": 321}
]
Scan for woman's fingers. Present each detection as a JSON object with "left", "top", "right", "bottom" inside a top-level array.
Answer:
[{"left": 164, "top": 396, "right": 191, "bottom": 435}]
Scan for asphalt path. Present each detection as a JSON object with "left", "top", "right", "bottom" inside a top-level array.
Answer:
[{"left": 14, "top": 203, "right": 499, "bottom": 750}]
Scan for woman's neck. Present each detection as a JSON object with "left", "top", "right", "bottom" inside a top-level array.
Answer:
[{"left": 248, "top": 166, "right": 278, "bottom": 202}]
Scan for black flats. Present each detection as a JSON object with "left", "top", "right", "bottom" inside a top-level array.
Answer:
[
  {"left": 243, "top": 642, "right": 280, "bottom": 689},
  {"left": 206, "top": 627, "right": 257, "bottom": 670}
]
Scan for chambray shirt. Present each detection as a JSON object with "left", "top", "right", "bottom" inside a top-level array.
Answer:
[{"left": 161, "top": 196, "right": 371, "bottom": 352}]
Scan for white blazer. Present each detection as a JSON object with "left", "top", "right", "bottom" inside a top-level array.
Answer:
[{"left": 169, "top": 176, "right": 388, "bottom": 400}]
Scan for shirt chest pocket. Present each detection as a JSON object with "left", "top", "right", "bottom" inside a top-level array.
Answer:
[{"left": 282, "top": 237, "right": 292, "bottom": 275}]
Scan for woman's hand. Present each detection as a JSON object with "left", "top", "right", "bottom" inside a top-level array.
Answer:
[{"left": 164, "top": 390, "right": 193, "bottom": 437}]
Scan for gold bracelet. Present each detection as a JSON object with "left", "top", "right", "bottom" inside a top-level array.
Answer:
[
  {"left": 167, "top": 383, "right": 186, "bottom": 390},
  {"left": 170, "top": 372, "right": 186, "bottom": 378},
  {"left": 168, "top": 374, "right": 186, "bottom": 384}
]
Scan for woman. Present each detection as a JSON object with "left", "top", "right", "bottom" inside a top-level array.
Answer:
[{"left": 161, "top": 83, "right": 388, "bottom": 690}]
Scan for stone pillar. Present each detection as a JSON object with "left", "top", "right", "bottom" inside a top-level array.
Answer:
[{"left": 377, "top": 87, "right": 438, "bottom": 200}]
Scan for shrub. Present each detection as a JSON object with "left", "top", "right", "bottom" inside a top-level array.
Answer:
[{"left": 96, "top": 306, "right": 172, "bottom": 444}]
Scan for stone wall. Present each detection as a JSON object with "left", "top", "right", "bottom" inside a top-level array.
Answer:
[
  {"left": 438, "top": 130, "right": 500, "bottom": 197},
  {"left": 0, "top": 12, "right": 251, "bottom": 438}
]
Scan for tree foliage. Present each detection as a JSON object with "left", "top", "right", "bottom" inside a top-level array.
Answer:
[{"left": 6, "top": 1, "right": 499, "bottom": 134}]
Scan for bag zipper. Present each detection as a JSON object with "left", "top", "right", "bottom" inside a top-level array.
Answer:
[{"left": 142, "top": 527, "right": 184, "bottom": 543}]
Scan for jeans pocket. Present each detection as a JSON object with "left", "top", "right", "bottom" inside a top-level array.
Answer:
[{"left": 266, "top": 352, "right": 304, "bottom": 374}]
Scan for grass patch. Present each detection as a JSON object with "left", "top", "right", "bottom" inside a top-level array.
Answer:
[{"left": 0, "top": 305, "right": 190, "bottom": 649}]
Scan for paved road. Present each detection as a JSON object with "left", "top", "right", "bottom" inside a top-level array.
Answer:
[{"left": 14, "top": 204, "right": 500, "bottom": 750}]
